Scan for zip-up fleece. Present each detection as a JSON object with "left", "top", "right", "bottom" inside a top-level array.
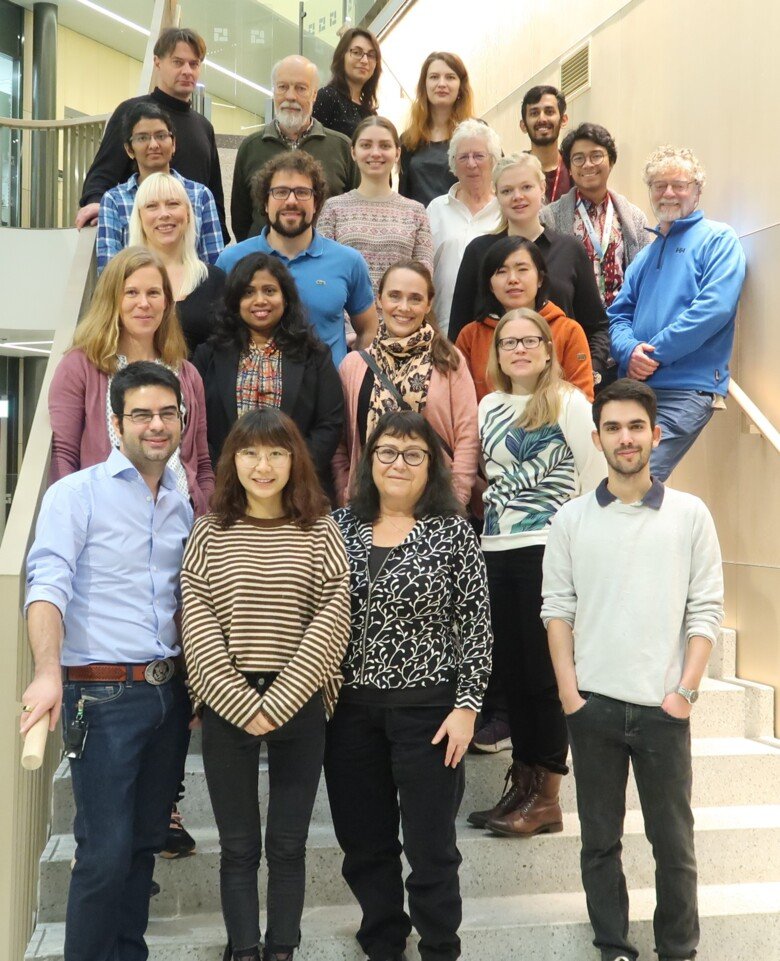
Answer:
[
  {"left": 608, "top": 210, "right": 746, "bottom": 395},
  {"left": 332, "top": 508, "right": 492, "bottom": 711}
]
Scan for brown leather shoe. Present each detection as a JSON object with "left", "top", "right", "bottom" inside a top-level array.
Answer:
[
  {"left": 467, "top": 760, "right": 535, "bottom": 828},
  {"left": 486, "top": 767, "right": 564, "bottom": 837}
]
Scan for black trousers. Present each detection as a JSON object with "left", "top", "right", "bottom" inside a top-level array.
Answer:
[
  {"left": 324, "top": 701, "right": 465, "bottom": 961},
  {"left": 568, "top": 694, "right": 699, "bottom": 961},
  {"left": 201, "top": 693, "right": 326, "bottom": 954},
  {"left": 484, "top": 544, "right": 568, "bottom": 774}
]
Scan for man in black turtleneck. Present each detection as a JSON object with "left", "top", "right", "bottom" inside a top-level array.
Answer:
[{"left": 76, "top": 27, "right": 229, "bottom": 243}]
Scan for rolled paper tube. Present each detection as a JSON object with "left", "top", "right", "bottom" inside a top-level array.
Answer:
[{"left": 21, "top": 714, "right": 49, "bottom": 771}]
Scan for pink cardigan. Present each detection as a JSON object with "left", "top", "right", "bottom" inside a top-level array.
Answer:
[
  {"left": 49, "top": 348, "right": 215, "bottom": 517},
  {"left": 332, "top": 348, "right": 479, "bottom": 507}
]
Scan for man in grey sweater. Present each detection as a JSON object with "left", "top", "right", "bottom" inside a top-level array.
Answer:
[{"left": 541, "top": 378, "right": 723, "bottom": 961}]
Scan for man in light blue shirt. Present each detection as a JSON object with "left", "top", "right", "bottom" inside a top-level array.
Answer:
[
  {"left": 22, "top": 362, "right": 193, "bottom": 961},
  {"left": 216, "top": 150, "right": 377, "bottom": 366}
]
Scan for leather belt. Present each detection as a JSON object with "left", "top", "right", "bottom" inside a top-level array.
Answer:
[{"left": 65, "top": 657, "right": 181, "bottom": 686}]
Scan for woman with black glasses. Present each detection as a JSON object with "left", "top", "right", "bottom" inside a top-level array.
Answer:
[
  {"left": 313, "top": 28, "right": 382, "bottom": 138},
  {"left": 327, "top": 409, "right": 491, "bottom": 961}
]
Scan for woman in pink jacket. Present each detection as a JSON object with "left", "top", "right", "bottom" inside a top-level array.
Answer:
[
  {"left": 333, "top": 260, "right": 478, "bottom": 507},
  {"left": 49, "top": 246, "right": 214, "bottom": 517}
]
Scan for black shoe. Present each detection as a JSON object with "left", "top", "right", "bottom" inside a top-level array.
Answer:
[
  {"left": 150, "top": 879, "right": 161, "bottom": 898},
  {"left": 160, "top": 803, "right": 196, "bottom": 859}
]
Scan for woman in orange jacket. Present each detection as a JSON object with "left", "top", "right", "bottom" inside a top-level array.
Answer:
[{"left": 454, "top": 236, "right": 594, "bottom": 402}]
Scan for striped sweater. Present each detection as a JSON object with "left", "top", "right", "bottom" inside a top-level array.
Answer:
[{"left": 181, "top": 513, "right": 351, "bottom": 728}]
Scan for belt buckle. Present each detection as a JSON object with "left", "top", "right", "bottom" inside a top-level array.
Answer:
[{"left": 144, "top": 658, "right": 175, "bottom": 685}]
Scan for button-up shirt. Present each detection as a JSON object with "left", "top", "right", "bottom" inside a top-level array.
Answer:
[
  {"left": 26, "top": 448, "right": 194, "bottom": 665},
  {"left": 427, "top": 185, "right": 501, "bottom": 337},
  {"left": 96, "top": 169, "right": 224, "bottom": 272}
]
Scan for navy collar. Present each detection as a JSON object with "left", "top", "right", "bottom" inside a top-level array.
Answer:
[{"left": 595, "top": 476, "right": 665, "bottom": 510}]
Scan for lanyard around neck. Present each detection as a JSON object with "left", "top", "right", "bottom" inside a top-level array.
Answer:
[{"left": 576, "top": 193, "right": 615, "bottom": 261}]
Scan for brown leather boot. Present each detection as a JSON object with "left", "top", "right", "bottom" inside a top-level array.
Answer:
[
  {"left": 485, "top": 767, "right": 564, "bottom": 837},
  {"left": 466, "top": 760, "right": 535, "bottom": 828}
]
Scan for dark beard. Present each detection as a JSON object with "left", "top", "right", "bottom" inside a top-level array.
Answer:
[{"left": 270, "top": 211, "right": 312, "bottom": 238}]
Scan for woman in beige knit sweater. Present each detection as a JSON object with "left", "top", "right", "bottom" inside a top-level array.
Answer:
[{"left": 181, "top": 408, "right": 350, "bottom": 961}]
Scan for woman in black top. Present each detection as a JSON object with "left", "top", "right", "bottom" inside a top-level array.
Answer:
[
  {"left": 312, "top": 28, "right": 381, "bottom": 138},
  {"left": 192, "top": 253, "right": 343, "bottom": 495},
  {"left": 449, "top": 153, "right": 609, "bottom": 377},
  {"left": 128, "top": 171, "right": 225, "bottom": 355},
  {"left": 398, "top": 51, "right": 475, "bottom": 207},
  {"left": 326, "top": 410, "right": 492, "bottom": 961}
]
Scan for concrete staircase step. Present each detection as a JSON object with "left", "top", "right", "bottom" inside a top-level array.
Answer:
[
  {"left": 708, "top": 628, "right": 736, "bottom": 680},
  {"left": 37, "top": 804, "right": 780, "bottom": 921},
  {"left": 51, "top": 697, "right": 780, "bottom": 835},
  {"left": 25, "top": 882, "right": 780, "bottom": 960}
]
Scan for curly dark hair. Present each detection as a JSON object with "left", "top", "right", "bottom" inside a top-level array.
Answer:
[
  {"left": 349, "top": 411, "right": 461, "bottom": 521},
  {"left": 328, "top": 28, "right": 382, "bottom": 112},
  {"left": 210, "top": 252, "right": 325, "bottom": 362},
  {"left": 474, "top": 236, "right": 549, "bottom": 321},
  {"left": 211, "top": 408, "right": 330, "bottom": 529},
  {"left": 250, "top": 151, "right": 328, "bottom": 221},
  {"left": 560, "top": 122, "right": 618, "bottom": 171}
]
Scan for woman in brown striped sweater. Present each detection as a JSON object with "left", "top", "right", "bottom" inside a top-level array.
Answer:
[{"left": 181, "top": 408, "right": 350, "bottom": 961}]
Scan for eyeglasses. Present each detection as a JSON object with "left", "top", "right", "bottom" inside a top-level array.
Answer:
[
  {"left": 122, "top": 407, "right": 180, "bottom": 425},
  {"left": 455, "top": 152, "right": 489, "bottom": 165},
  {"left": 649, "top": 180, "right": 697, "bottom": 194},
  {"left": 497, "top": 335, "right": 545, "bottom": 351},
  {"left": 235, "top": 448, "right": 291, "bottom": 466},
  {"left": 570, "top": 150, "right": 608, "bottom": 167},
  {"left": 129, "top": 132, "right": 174, "bottom": 146},
  {"left": 348, "top": 47, "right": 377, "bottom": 62},
  {"left": 374, "top": 445, "right": 429, "bottom": 467},
  {"left": 268, "top": 186, "right": 315, "bottom": 201}
]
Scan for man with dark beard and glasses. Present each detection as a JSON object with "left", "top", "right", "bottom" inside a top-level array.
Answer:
[
  {"left": 541, "top": 378, "right": 723, "bottom": 961},
  {"left": 520, "top": 85, "right": 571, "bottom": 202},
  {"left": 231, "top": 55, "right": 358, "bottom": 241},
  {"left": 217, "top": 151, "right": 377, "bottom": 365}
]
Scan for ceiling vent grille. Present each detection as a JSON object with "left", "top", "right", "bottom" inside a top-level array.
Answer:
[{"left": 560, "top": 42, "right": 590, "bottom": 99}]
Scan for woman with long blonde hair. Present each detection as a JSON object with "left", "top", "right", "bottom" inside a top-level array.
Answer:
[
  {"left": 467, "top": 307, "right": 605, "bottom": 838},
  {"left": 398, "top": 51, "right": 474, "bottom": 207},
  {"left": 49, "top": 245, "right": 214, "bottom": 516},
  {"left": 129, "top": 171, "right": 225, "bottom": 354}
]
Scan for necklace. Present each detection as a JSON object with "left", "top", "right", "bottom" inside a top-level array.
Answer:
[{"left": 377, "top": 514, "right": 414, "bottom": 536}]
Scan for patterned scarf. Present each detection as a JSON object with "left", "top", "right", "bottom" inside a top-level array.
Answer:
[{"left": 367, "top": 322, "right": 435, "bottom": 436}]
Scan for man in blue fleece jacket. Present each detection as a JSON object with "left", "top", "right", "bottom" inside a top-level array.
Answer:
[{"left": 608, "top": 145, "right": 746, "bottom": 480}]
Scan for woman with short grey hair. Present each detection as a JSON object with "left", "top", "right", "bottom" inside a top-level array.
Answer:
[{"left": 427, "top": 119, "right": 502, "bottom": 334}]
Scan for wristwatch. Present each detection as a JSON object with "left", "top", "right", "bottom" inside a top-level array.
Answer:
[{"left": 676, "top": 685, "right": 699, "bottom": 705}]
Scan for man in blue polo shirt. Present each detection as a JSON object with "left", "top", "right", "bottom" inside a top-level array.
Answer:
[{"left": 217, "top": 151, "right": 377, "bottom": 365}]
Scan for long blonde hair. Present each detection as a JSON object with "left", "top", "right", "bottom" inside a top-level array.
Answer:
[
  {"left": 72, "top": 246, "right": 188, "bottom": 374},
  {"left": 486, "top": 308, "right": 571, "bottom": 430},
  {"left": 402, "top": 52, "right": 474, "bottom": 152},
  {"left": 128, "top": 172, "right": 207, "bottom": 298}
]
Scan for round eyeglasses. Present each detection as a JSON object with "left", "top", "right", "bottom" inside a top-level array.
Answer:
[
  {"left": 235, "top": 448, "right": 291, "bottom": 466},
  {"left": 374, "top": 445, "right": 429, "bottom": 467}
]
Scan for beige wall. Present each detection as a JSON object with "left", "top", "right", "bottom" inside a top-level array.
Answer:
[
  {"left": 380, "top": 0, "right": 780, "bottom": 730},
  {"left": 56, "top": 26, "right": 262, "bottom": 135}
]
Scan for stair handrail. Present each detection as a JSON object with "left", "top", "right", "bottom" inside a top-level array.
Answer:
[
  {"left": 0, "top": 226, "right": 97, "bottom": 960},
  {"left": 728, "top": 379, "right": 780, "bottom": 456}
]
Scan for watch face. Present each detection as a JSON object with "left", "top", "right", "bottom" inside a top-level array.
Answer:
[{"left": 689, "top": 689, "right": 699, "bottom": 703}]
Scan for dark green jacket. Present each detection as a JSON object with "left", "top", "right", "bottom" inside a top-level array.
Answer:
[{"left": 230, "top": 120, "right": 358, "bottom": 241}]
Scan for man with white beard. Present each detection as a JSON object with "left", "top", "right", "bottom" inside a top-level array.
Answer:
[{"left": 231, "top": 55, "right": 358, "bottom": 241}]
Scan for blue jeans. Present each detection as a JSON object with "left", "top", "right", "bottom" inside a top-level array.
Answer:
[
  {"left": 62, "top": 675, "right": 191, "bottom": 961},
  {"left": 566, "top": 694, "right": 698, "bottom": 961},
  {"left": 650, "top": 388, "right": 714, "bottom": 481}
]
